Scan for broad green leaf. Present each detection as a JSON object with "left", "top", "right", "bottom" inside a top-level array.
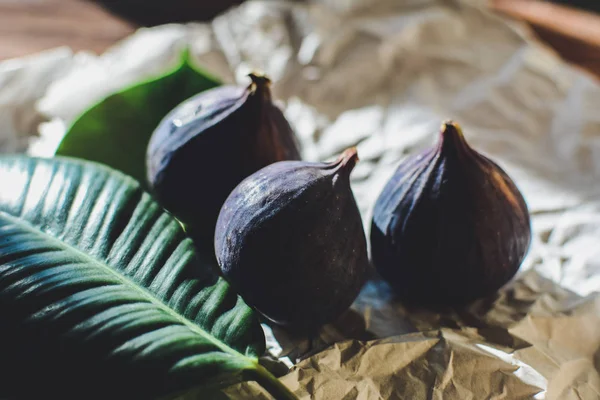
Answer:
[
  {"left": 0, "top": 156, "right": 296, "bottom": 400},
  {"left": 55, "top": 49, "right": 221, "bottom": 185}
]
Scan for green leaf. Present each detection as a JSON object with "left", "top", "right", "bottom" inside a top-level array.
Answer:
[
  {"left": 55, "top": 49, "right": 221, "bottom": 185},
  {"left": 0, "top": 155, "right": 296, "bottom": 400}
]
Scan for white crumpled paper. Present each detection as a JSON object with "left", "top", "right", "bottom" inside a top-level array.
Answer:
[{"left": 0, "top": 0, "right": 598, "bottom": 399}]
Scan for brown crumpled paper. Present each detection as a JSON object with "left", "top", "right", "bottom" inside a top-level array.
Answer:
[
  {"left": 0, "top": 0, "right": 598, "bottom": 399},
  {"left": 222, "top": 270, "right": 599, "bottom": 399}
]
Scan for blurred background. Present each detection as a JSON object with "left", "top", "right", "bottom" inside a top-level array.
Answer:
[{"left": 0, "top": 0, "right": 599, "bottom": 79}]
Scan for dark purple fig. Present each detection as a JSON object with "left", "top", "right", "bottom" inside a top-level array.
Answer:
[
  {"left": 215, "top": 148, "right": 369, "bottom": 332},
  {"left": 146, "top": 73, "right": 301, "bottom": 246},
  {"left": 370, "top": 121, "right": 531, "bottom": 306}
]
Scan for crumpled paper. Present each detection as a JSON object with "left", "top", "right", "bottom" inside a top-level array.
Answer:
[
  {"left": 222, "top": 270, "right": 599, "bottom": 399},
  {"left": 0, "top": 0, "right": 599, "bottom": 399}
]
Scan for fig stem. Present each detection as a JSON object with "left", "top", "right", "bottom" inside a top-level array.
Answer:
[
  {"left": 439, "top": 119, "right": 474, "bottom": 156},
  {"left": 251, "top": 364, "right": 299, "bottom": 400},
  {"left": 338, "top": 147, "right": 359, "bottom": 172},
  {"left": 441, "top": 120, "right": 464, "bottom": 138},
  {"left": 248, "top": 72, "right": 272, "bottom": 100}
]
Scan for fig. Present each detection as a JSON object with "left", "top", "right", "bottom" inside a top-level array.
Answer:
[
  {"left": 146, "top": 73, "right": 301, "bottom": 245},
  {"left": 370, "top": 121, "right": 531, "bottom": 306},
  {"left": 215, "top": 148, "right": 369, "bottom": 331}
]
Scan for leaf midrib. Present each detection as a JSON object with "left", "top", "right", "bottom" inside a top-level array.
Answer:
[{"left": 0, "top": 211, "right": 255, "bottom": 367}]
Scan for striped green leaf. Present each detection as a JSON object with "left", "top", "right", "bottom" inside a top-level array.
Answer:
[{"left": 0, "top": 156, "right": 296, "bottom": 400}]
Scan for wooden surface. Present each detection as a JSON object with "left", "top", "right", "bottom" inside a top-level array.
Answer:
[
  {"left": 0, "top": 0, "right": 242, "bottom": 61},
  {"left": 0, "top": 0, "right": 134, "bottom": 60},
  {"left": 92, "top": 0, "right": 244, "bottom": 26},
  {"left": 0, "top": 0, "right": 599, "bottom": 80},
  {"left": 491, "top": 0, "right": 600, "bottom": 80}
]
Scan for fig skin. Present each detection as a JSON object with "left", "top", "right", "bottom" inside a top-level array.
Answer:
[
  {"left": 370, "top": 121, "right": 531, "bottom": 306},
  {"left": 146, "top": 73, "right": 300, "bottom": 246},
  {"left": 215, "top": 148, "right": 369, "bottom": 332}
]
